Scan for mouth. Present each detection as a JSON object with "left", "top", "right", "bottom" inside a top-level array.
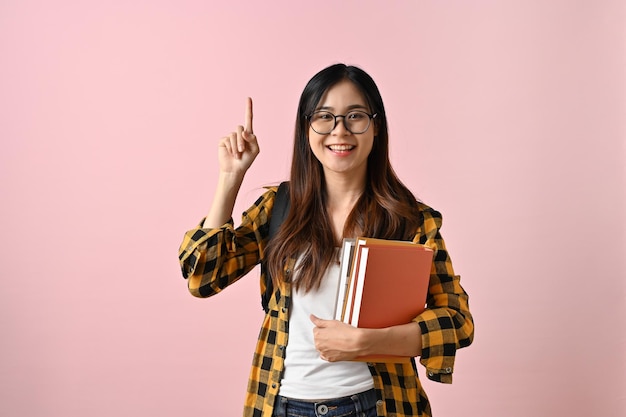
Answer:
[{"left": 327, "top": 144, "right": 355, "bottom": 153}]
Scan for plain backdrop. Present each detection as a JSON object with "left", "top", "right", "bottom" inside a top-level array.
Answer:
[{"left": 1, "top": 1, "right": 624, "bottom": 416}]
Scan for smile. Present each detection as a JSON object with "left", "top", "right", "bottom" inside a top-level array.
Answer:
[{"left": 327, "top": 144, "right": 355, "bottom": 152}]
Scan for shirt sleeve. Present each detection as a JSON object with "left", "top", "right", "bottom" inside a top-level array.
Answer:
[
  {"left": 412, "top": 205, "right": 474, "bottom": 383},
  {"left": 178, "top": 187, "right": 275, "bottom": 298}
]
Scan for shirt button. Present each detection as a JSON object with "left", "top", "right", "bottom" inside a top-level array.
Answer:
[
  {"left": 281, "top": 307, "right": 287, "bottom": 313},
  {"left": 376, "top": 400, "right": 383, "bottom": 407},
  {"left": 271, "top": 383, "right": 277, "bottom": 389},
  {"left": 445, "top": 367, "right": 452, "bottom": 373},
  {"left": 428, "top": 371, "right": 434, "bottom": 377}
]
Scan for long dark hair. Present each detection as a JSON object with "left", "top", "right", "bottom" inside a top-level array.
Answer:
[{"left": 266, "top": 63, "right": 421, "bottom": 292}]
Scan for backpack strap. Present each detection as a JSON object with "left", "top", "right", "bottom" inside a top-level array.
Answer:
[{"left": 262, "top": 181, "right": 290, "bottom": 312}]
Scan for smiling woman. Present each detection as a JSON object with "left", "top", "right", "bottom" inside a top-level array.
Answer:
[{"left": 178, "top": 63, "right": 474, "bottom": 417}]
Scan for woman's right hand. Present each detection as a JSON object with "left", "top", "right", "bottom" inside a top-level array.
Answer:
[
  {"left": 203, "top": 98, "right": 259, "bottom": 228},
  {"left": 217, "top": 97, "right": 259, "bottom": 176}
]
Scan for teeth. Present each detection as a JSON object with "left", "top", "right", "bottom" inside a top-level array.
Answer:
[{"left": 328, "top": 144, "right": 354, "bottom": 151}]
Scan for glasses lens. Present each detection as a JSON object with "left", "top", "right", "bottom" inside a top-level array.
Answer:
[
  {"left": 344, "top": 111, "right": 371, "bottom": 134},
  {"left": 309, "top": 111, "right": 335, "bottom": 134}
]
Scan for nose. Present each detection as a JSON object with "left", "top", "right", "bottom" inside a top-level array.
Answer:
[{"left": 331, "top": 115, "right": 349, "bottom": 134}]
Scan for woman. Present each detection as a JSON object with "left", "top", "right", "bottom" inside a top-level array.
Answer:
[{"left": 178, "top": 64, "right": 474, "bottom": 417}]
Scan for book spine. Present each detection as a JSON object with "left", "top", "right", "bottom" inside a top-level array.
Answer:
[{"left": 349, "top": 247, "right": 370, "bottom": 326}]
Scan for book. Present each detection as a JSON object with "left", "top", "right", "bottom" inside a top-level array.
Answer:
[
  {"left": 349, "top": 244, "right": 433, "bottom": 328},
  {"left": 334, "top": 237, "right": 434, "bottom": 363},
  {"left": 339, "top": 237, "right": 426, "bottom": 324},
  {"left": 333, "top": 238, "right": 356, "bottom": 321}
]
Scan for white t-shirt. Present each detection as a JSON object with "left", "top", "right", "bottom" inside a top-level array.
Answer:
[{"left": 278, "top": 253, "right": 375, "bottom": 399}]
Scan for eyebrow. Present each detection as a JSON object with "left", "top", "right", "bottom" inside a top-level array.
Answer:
[{"left": 315, "top": 104, "right": 370, "bottom": 112}]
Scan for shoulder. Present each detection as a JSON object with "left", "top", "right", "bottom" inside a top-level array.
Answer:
[
  {"left": 415, "top": 200, "right": 443, "bottom": 228},
  {"left": 251, "top": 184, "right": 280, "bottom": 207},
  {"left": 247, "top": 182, "right": 291, "bottom": 219},
  {"left": 411, "top": 200, "right": 445, "bottom": 243},
  {"left": 238, "top": 185, "right": 280, "bottom": 227}
]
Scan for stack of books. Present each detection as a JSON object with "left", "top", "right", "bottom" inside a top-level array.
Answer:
[{"left": 333, "top": 237, "right": 434, "bottom": 362}]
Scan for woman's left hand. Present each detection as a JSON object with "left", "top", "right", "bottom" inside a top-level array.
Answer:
[{"left": 310, "top": 314, "right": 365, "bottom": 362}]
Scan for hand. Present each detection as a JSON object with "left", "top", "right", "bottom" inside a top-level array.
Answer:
[
  {"left": 310, "top": 314, "right": 364, "bottom": 362},
  {"left": 217, "top": 97, "right": 260, "bottom": 176}
]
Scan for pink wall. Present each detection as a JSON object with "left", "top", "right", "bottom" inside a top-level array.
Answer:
[{"left": 1, "top": 1, "right": 624, "bottom": 416}]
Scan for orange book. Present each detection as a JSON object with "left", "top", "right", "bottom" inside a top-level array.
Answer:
[
  {"left": 341, "top": 237, "right": 424, "bottom": 325},
  {"left": 342, "top": 240, "right": 433, "bottom": 363}
]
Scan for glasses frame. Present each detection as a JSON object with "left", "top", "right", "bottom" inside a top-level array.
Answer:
[{"left": 306, "top": 110, "right": 378, "bottom": 135}]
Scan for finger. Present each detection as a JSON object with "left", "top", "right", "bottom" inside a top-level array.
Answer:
[
  {"left": 236, "top": 125, "right": 245, "bottom": 153},
  {"left": 227, "top": 132, "right": 241, "bottom": 158},
  {"left": 221, "top": 136, "right": 233, "bottom": 155},
  {"left": 245, "top": 97, "right": 253, "bottom": 134}
]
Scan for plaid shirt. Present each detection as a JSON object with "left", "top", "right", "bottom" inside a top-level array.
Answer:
[{"left": 178, "top": 186, "right": 474, "bottom": 417}]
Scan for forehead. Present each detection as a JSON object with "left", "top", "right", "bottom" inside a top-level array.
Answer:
[{"left": 316, "top": 80, "right": 368, "bottom": 110}]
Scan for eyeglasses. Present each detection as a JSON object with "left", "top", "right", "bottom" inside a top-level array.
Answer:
[{"left": 306, "top": 110, "right": 377, "bottom": 135}]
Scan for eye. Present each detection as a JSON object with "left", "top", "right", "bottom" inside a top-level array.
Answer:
[
  {"left": 313, "top": 112, "right": 333, "bottom": 121},
  {"left": 347, "top": 111, "right": 367, "bottom": 120}
]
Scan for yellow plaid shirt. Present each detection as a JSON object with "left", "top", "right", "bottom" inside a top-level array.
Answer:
[{"left": 178, "top": 186, "right": 474, "bottom": 417}]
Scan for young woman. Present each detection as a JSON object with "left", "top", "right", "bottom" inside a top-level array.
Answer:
[{"left": 178, "top": 64, "right": 474, "bottom": 417}]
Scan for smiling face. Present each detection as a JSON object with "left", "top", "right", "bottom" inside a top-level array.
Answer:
[{"left": 308, "top": 80, "right": 375, "bottom": 181}]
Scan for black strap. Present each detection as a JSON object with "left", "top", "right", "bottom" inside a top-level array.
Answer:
[{"left": 262, "top": 181, "right": 290, "bottom": 312}]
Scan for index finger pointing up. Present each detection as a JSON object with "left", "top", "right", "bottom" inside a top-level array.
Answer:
[{"left": 245, "top": 97, "right": 253, "bottom": 134}]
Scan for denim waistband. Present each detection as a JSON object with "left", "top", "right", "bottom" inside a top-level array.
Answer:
[{"left": 273, "top": 388, "right": 379, "bottom": 417}]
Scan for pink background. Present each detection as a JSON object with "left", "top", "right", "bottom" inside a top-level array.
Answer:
[{"left": 1, "top": 1, "right": 624, "bottom": 416}]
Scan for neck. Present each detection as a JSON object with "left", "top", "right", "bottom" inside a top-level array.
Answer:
[
  {"left": 323, "top": 173, "right": 367, "bottom": 244},
  {"left": 324, "top": 173, "right": 366, "bottom": 210}
]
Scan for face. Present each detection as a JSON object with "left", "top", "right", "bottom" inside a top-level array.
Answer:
[{"left": 308, "top": 80, "right": 375, "bottom": 181}]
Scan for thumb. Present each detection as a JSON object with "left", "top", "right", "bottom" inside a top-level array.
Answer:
[
  {"left": 310, "top": 314, "right": 326, "bottom": 327},
  {"left": 242, "top": 129, "right": 255, "bottom": 142}
]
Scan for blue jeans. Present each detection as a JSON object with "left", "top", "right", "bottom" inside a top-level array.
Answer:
[{"left": 272, "top": 388, "right": 380, "bottom": 417}]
